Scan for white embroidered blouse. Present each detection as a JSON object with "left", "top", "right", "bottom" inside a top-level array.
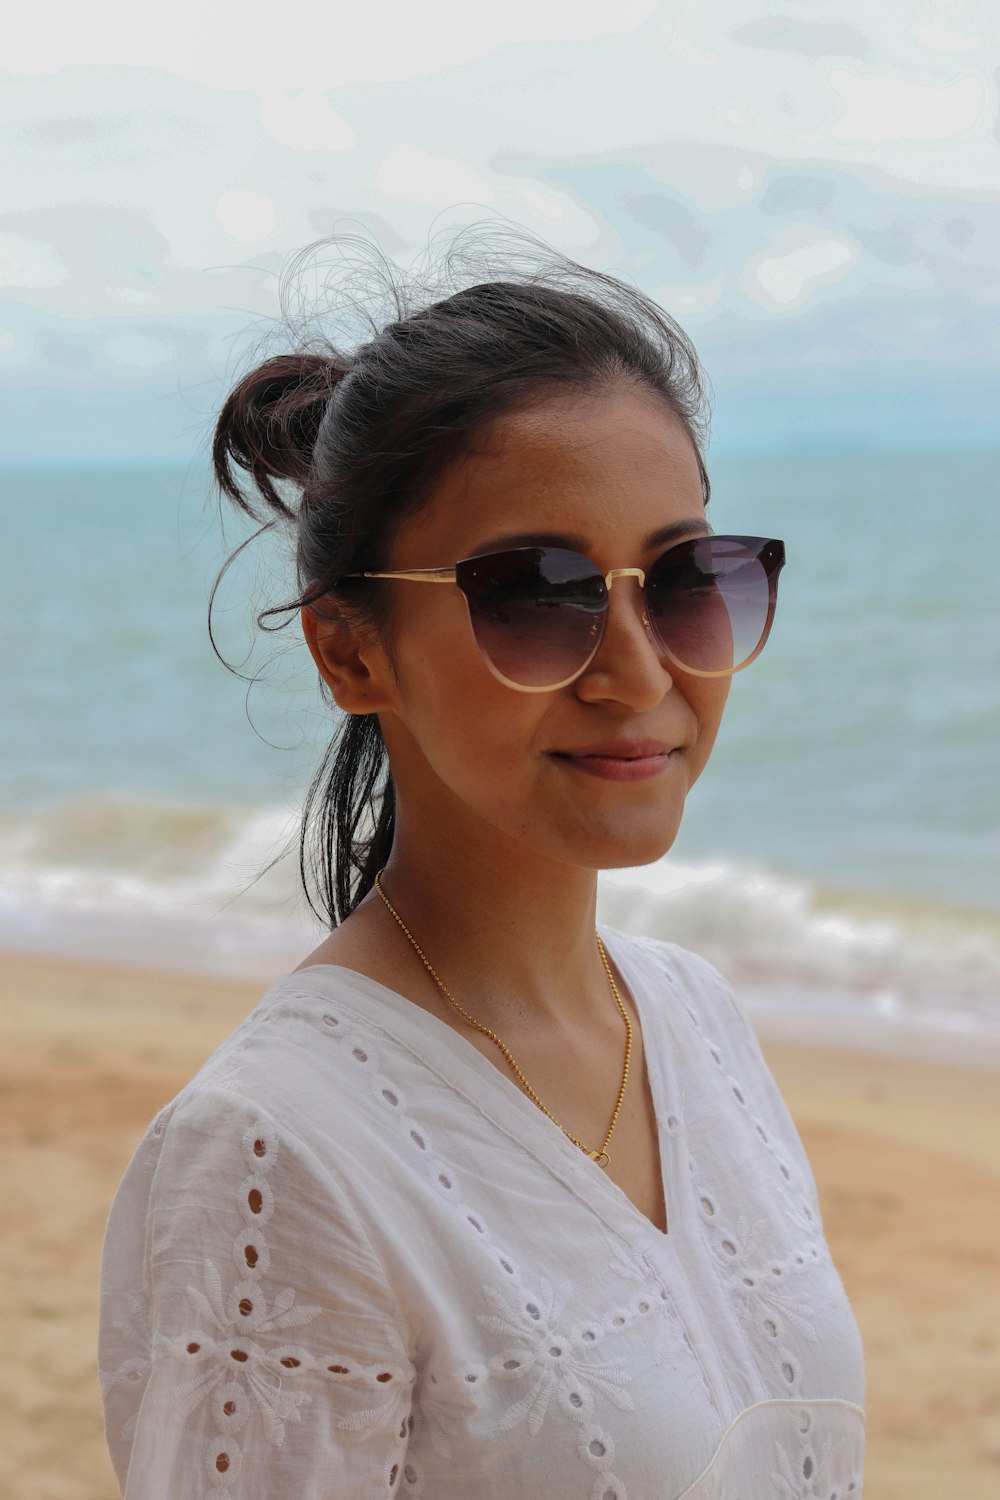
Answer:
[{"left": 99, "top": 925, "right": 866, "bottom": 1499}]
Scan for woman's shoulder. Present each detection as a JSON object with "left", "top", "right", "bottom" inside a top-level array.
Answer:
[
  {"left": 103, "top": 985, "right": 421, "bottom": 1306},
  {"left": 124, "top": 966, "right": 418, "bottom": 1189}
]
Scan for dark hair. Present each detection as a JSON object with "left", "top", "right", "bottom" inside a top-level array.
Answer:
[{"left": 209, "top": 221, "right": 714, "bottom": 929}]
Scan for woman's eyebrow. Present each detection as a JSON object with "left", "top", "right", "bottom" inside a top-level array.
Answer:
[{"left": 473, "top": 518, "right": 713, "bottom": 554}]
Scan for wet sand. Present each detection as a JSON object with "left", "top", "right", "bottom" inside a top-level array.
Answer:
[{"left": 4, "top": 947, "right": 999, "bottom": 1498}]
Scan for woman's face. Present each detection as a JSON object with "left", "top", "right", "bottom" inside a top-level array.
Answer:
[{"left": 331, "top": 384, "right": 731, "bottom": 872}]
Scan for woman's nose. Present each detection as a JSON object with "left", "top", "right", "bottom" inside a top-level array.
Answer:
[{"left": 577, "top": 573, "right": 674, "bottom": 699}]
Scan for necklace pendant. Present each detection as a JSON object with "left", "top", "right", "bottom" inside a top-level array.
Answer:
[{"left": 588, "top": 1148, "right": 611, "bottom": 1169}]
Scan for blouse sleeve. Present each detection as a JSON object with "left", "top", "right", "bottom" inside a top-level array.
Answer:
[{"left": 98, "top": 1085, "right": 417, "bottom": 1500}]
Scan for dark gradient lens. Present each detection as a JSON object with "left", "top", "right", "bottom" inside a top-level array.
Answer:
[
  {"left": 647, "top": 536, "right": 780, "bottom": 674},
  {"left": 457, "top": 547, "right": 606, "bottom": 689},
  {"left": 456, "top": 537, "right": 783, "bottom": 689}
]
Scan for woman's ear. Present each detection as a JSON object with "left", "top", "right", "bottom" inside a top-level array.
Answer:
[{"left": 300, "top": 600, "right": 392, "bottom": 714}]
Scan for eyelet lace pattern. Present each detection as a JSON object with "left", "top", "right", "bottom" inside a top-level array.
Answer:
[
  {"left": 100, "top": 1101, "right": 416, "bottom": 1497},
  {"left": 318, "top": 1006, "right": 675, "bottom": 1497},
  {"left": 99, "top": 930, "right": 865, "bottom": 1498}
]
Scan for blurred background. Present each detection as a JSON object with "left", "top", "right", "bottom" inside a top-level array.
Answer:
[
  {"left": 2, "top": 0, "right": 997, "bottom": 1053},
  {"left": 3, "top": 5, "right": 999, "bottom": 1496}
]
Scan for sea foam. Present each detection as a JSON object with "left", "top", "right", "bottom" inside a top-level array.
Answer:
[{"left": 2, "top": 791, "right": 997, "bottom": 1066}]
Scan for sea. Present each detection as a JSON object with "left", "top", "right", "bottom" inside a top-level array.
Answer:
[{"left": 3, "top": 450, "right": 999, "bottom": 1067}]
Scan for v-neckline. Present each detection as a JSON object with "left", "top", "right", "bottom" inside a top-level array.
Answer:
[{"left": 277, "top": 922, "right": 682, "bottom": 1255}]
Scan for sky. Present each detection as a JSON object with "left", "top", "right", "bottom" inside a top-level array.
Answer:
[{"left": 1, "top": 0, "right": 998, "bottom": 463}]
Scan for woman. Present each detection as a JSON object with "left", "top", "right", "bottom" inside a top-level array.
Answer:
[{"left": 99, "top": 232, "right": 866, "bottom": 1497}]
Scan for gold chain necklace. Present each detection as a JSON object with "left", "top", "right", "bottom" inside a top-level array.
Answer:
[{"left": 373, "top": 868, "right": 631, "bottom": 1168}]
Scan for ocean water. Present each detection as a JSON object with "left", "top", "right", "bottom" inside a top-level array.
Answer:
[{"left": 2, "top": 452, "right": 998, "bottom": 1064}]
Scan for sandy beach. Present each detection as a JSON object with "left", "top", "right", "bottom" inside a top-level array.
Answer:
[{"left": 4, "top": 946, "right": 999, "bottom": 1500}]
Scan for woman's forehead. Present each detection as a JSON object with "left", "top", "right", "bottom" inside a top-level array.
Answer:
[{"left": 396, "top": 389, "right": 703, "bottom": 558}]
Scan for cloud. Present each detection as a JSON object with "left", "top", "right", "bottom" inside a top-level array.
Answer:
[
  {"left": 215, "top": 191, "right": 279, "bottom": 246},
  {"left": 745, "top": 230, "right": 859, "bottom": 309},
  {"left": 15, "top": 108, "right": 211, "bottom": 164},
  {"left": 0, "top": 203, "right": 172, "bottom": 308},
  {"left": 732, "top": 17, "right": 870, "bottom": 60},
  {"left": 514, "top": 141, "right": 1000, "bottom": 328},
  {"left": 650, "top": 272, "right": 727, "bottom": 317},
  {"left": 376, "top": 145, "right": 497, "bottom": 208},
  {"left": 258, "top": 91, "right": 355, "bottom": 153},
  {"left": 830, "top": 68, "right": 988, "bottom": 144},
  {"left": 621, "top": 193, "right": 711, "bottom": 270},
  {"left": 2, "top": 0, "right": 661, "bottom": 90},
  {"left": 102, "top": 326, "right": 191, "bottom": 369},
  {"left": 539, "top": 159, "right": 716, "bottom": 274},
  {"left": 0, "top": 232, "right": 68, "bottom": 288},
  {"left": 701, "top": 287, "right": 1000, "bottom": 379},
  {"left": 758, "top": 173, "right": 838, "bottom": 216},
  {"left": 1, "top": 5, "right": 997, "bottom": 457}
]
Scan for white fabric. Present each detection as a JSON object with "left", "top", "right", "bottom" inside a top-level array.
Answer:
[{"left": 99, "top": 925, "right": 866, "bottom": 1498}]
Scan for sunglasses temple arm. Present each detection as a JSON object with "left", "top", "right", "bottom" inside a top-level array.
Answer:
[{"left": 357, "top": 568, "right": 458, "bottom": 583}]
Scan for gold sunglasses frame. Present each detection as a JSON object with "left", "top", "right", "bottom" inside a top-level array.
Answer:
[{"left": 340, "top": 538, "right": 784, "bottom": 692}]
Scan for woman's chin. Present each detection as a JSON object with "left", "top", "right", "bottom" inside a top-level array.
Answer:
[{"left": 564, "top": 810, "right": 685, "bottom": 871}]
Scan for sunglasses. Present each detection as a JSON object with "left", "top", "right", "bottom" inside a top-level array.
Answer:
[{"left": 335, "top": 533, "right": 785, "bottom": 693}]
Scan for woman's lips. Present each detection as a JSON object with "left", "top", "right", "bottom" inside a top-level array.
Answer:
[{"left": 551, "top": 750, "right": 677, "bottom": 780}]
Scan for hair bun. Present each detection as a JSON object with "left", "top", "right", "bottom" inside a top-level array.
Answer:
[{"left": 212, "top": 351, "right": 348, "bottom": 520}]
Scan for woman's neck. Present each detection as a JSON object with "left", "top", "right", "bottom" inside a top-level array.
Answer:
[{"left": 349, "top": 833, "right": 615, "bottom": 1038}]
